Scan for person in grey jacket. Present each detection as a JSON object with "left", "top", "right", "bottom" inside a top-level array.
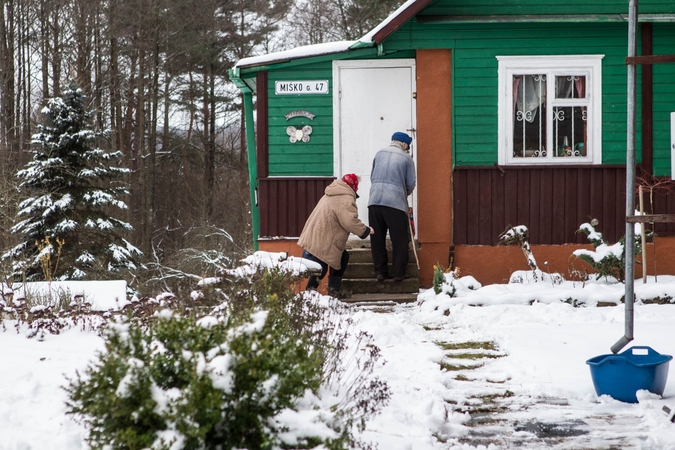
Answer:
[{"left": 368, "top": 132, "right": 416, "bottom": 282}]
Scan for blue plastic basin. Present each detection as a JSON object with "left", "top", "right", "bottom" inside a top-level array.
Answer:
[{"left": 586, "top": 346, "right": 672, "bottom": 403}]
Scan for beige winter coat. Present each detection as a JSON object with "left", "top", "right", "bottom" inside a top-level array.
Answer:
[{"left": 297, "top": 179, "right": 369, "bottom": 270}]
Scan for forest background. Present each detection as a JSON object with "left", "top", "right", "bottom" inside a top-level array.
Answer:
[{"left": 0, "top": 0, "right": 402, "bottom": 293}]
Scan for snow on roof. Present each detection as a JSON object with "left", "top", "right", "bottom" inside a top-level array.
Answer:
[
  {"left": 359, "top": 0, "right": 419, "bottom": 43},
  {"left": 233, "top": 0, "right": 422, "bottom": 69},
  {"left": 234, "top": 41, "right": 356, "bottom": 69}
]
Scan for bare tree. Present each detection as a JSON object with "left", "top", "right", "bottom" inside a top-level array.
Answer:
[
  {"left": 0, "top": 0, "right": 303, "bottom": 285},
  {"left": 290, "top": 0, "right": 401, "bottom": 45}
]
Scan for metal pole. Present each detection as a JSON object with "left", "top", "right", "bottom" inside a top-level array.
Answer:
[{"left": 611, "top": 0, "right": 637, "bottom": 354}]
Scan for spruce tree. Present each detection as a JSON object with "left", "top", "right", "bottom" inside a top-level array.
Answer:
[{"left": 4, "top": 81, "right": 141, "bottom": 280}]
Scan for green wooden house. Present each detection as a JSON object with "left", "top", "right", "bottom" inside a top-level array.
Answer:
[{"left": 230, "top": 0, "right": 675, "bottom": 286}]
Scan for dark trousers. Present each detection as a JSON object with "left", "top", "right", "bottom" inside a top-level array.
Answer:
[
  {"left": 368, "top": 205, "right": 409, "bottom": 279},
  {"left": 301, "top": 249, "right": 349, "bottom": 281}
]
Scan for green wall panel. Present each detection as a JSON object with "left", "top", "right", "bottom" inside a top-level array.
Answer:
[
  {"left": 652, "top": 24, "right": 675, "bottom": 176},
  {"left": 264, "top": 53, "right": 416, "bottom": 176},
  {"left": 381, "top": 20, "right": 657, "bottom": 167},
  {"left": 419, "top": 0, "right": 675, "bottom": 16},
  {"left": 267, "top": 62, "right": 334, "bottom": 176},
  {"left": 259, "top": 6, "right": 675, "bottom": 174}
]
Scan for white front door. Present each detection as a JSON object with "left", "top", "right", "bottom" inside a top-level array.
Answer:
[{"left": 333, "top": 59, "right": 417, "bottom": 238}]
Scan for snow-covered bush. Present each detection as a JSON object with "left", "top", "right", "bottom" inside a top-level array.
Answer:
[
  {"left": 433, "top": 264, "right": 444, "bottom": 295},
  {"left": 498, "top": 225, "right": 538, "bottom": 271},
  {"left": 433, "top": 264, "right": 457, "bottom": 297},
  {"left": 499, "top": 225, "right": 566, "bottom": 284},
  {"left": 573, "top": 222, "right": 640, "bottom": 282},
  {"left": 508, "top": 269, "right": 564, "bottom": 285},
  {"left": 66, "top": 309, "right": 329, "bottom": 449},
  {"left": 66, "top": 262, "right": 389, "bottom": 450},
  {"left": 0, "top": 285, "right": 98, "bottom": 339}
]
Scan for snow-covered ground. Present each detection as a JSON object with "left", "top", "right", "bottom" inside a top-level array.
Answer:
[
  {"left": 2, "top": 263, "right": 675, "bottom": 449},
  {"left": 359, "top": 278, "right": 675, "bottom": 449}
]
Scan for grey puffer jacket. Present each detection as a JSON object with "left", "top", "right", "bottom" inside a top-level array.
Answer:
[
  {"left": 368, "top": 142, "right": 416, "bottom": 212},
  {"left": 297, "top": 179, "right": 369, "bottom": 270}
]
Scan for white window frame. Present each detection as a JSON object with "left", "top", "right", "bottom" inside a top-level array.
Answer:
[{"left": 497, "top": 55, "right": 604, "bottom": 166}]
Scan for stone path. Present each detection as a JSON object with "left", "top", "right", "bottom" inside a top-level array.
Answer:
[{"left": 351, "top": 302, "right": 665, "bottom": 449}]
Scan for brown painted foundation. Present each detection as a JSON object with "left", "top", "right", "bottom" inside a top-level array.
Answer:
[
  {"left": 454, "top": 237, "right": 675, "bottom": 287},
  {"left": 260, "top": 237, "right": 675, "bottom": 290}
]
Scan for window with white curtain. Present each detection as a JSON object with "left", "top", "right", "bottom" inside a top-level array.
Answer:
[{"left": 497, "top": 55, "right": 604, "bottom": 165}]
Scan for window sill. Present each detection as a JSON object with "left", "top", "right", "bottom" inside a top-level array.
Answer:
[{"left": 453, "top": 164, "right": 626, "bottom": 171}]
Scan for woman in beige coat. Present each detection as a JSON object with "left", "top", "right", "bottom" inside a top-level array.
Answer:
[{"left": 297, "top": 173, "right": 373, "bottom": 298}]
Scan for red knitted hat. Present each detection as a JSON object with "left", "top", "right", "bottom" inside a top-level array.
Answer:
[{"left": 342, "top": 173, "right": 359, "bottom": 192}]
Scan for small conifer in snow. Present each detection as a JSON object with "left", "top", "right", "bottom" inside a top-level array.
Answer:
[
  {"left": 4, "top": 81, "right": 141, "bottom": 280},
  {"left": 573, "top": 221, "right": 643, "bottom": 282}
]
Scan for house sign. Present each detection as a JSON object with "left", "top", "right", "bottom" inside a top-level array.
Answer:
[
  {"left": 285, "top": 110, "right": 316, "bottom": 121},
  {"left": 275, "top": 80, "right": 329, "bottom": 95}
]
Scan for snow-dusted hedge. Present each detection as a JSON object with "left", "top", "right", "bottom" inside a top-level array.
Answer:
[{"left": 65, "top": 263, "right": 389, "bottom": 450}]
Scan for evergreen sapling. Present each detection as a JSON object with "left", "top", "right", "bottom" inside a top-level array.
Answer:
[{"left": 4, "top": 81, "right": 140, "bottom": 280}]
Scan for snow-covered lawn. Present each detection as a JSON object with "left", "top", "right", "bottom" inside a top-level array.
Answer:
[{"left": 2, "top": 272, "right": 675, "bottom": 449}]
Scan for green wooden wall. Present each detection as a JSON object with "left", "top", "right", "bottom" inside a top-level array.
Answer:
[
  {"left": 265, "top": 52, "right": 415, "bottom": 176},
  {"left": 260, "top": 2, "right": 675, "bottom": 176},
  {"left": 420, "top": 0, "right": 675, "bottom": 16},
  {"left": 383, "top": 21, "right": 651, "bottom": 167},
  {"left": 267, "top": 62, "right": 334, "bottom": 176},
  {"left": 652, "top": 23, "right": 675, "bottom": 176}
]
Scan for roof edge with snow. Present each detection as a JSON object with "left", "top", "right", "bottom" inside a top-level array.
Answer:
[
  {"left": 232, "top": 0, "right": 432, "bottom": 71},
  {"left": 361, "top": 0, "right": 434, "bottom": 44},
  {"left": 234, "top": 40, "right": 358, "bottom": 70}
]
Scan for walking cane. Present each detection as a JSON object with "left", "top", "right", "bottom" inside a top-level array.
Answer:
[{"left": 408, "top": 206, "right": 420, "bottom": 269}]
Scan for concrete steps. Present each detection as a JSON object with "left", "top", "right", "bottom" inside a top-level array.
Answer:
[{"left": 340, "top": 245, "right": 420, "bottom": 301}]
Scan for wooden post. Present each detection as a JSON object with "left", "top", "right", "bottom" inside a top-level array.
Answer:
[
  {"left": 639, "top": 185, "right": 647, "bottom": 283},
  {"left": 408, "top": 218, "right": 420, "bottom": 269}
]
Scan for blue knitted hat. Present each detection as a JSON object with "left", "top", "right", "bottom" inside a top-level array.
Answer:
[{"left": 391, "top": 131, "right": 412, "bottom": 145}]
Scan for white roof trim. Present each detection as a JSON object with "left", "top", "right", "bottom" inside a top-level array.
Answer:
[{"left": 234, "top": 41, "right": 356, "bottom": 69}]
